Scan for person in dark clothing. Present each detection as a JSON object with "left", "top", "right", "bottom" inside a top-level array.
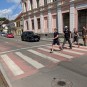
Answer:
[
  {"left": 62, "top": 26, "right": 72, "bottom": 49},
  {"left": 50, "top": 28, "right": 62, "bottom": 53},
  {"left": 82, "top": 26, "right": 87, "bottom": 46},
  {"left": 72, "top": 28, "right": 80, "bottom": 47}
]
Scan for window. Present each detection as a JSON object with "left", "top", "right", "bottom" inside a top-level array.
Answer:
[
  {"left": 32, "top": 20, "right": 34, "bottom": 30},
  {"left": 78, "top": 9, "right": 87, "bottom": 32},
  {"left": 53, "top": 0, "right": 56, "bottom": 2},
  {"left": 24, "top": 2, "right": 27, "bottom": 12},
  {"left": 30, "top": 0, "right": 33, "bottom": 10},
  {"left": 16, "top": 21, "right": 20, "bottom": 27},
  {"left": 37, "top": 18, "right": 40, "bottom": 29},
  {"left": 36, "top": 0, "right": 39, "bottom": 8},
  {"left": 26, "top": 21, "right": 29, "bottom": 30},
  {"left": 44, "top": 0, "right": 47, "bottom": 5}
]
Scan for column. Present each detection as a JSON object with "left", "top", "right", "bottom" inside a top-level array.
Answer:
[
  {"left": 23, "top": 2, "right": 26, "bottom": 12},
  {"left": 22, "top": 3, "right": 24, "bottom": 12},
  {"left": 40, "top": 12, "right": 44, "bottom": 33},
  {"left": 50, "top": 0, "right": 53, "bottom": 3},
  {"left": 75, "top": 9, "right": 78, "bottom": 31},
  {"left": 34, "top": 15, "right": 38, "bottom": 33},
  {"left": 47, "top": 0, "right": 51, "bottom": 4},
  {"left": 57, "top": 6, "right": 63, "bottom": 33},
  {"left": 27, "top": 0, "right": 31, "bottom": 11},
  {"left": 48, "top": 9, "right": 52, "bottom": 33},
  {"left": 33, "top": 0, "right": 37, "bottom": 9},
  {"left": 28, "top": 16, "right": 32, "bottom": 31},
  {"left": 39, "top": 0, "right": 44, "bottom": 6},
  {"left": 70, "top": 1, "right": 76, "bottom": 32}
]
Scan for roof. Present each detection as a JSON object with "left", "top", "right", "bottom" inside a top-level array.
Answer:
[{"left": 15, "top": 12, "right": 23, "bottom": 21}]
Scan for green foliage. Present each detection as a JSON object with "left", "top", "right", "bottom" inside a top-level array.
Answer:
[{"left": 0, "top": 17, "right": 9, "bottom": 21}]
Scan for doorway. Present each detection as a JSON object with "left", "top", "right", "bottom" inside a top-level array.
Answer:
[{"left": 78, "top": 9, "right": 87, "bottom": 32}]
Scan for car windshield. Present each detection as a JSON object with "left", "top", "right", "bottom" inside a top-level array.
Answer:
[
  {"left": 26, "top": 32, "right": 34, "bottom": 35},
  {"left": 1, "top": 32, "right": 6, "bottom": 34}
]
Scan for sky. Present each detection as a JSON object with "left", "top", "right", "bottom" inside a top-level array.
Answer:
[{"left": 0, "top": 0, "right": 22, "bottom": 20}]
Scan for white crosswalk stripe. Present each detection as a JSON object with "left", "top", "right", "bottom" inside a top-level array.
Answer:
[
  {"left": 15, "top": 52, "right": 44, "bottom": 69},
  {"left": 73, "top": 48, "right": 87, "bottom": 52},
  {"left": 46, "top": 46, "right": 84, "bottom": 55},
  {"left": 66, "top": 44, "right": 87, "bottom": 52},
  {"left": 28, "top": 49, "right": 60, "bottom": 63},
  {"left": 73, "top": 45, "right": 87, "bottom": 48},
  {"left": 0, "top": 44, "right": 87, "bottom": 78},
  {"left": 1, "top": 54, "right": 24, "bottom": 76},
  {"left": 38, "top": 48, "right": 73, "bottom": 59},
  {"left": 63, "top": 50, "right": 84, "bottom": 55}
]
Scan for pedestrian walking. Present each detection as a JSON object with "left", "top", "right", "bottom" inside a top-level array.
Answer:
[
  {"left": 72, "top": 28, "right": 80, "bottom": 47},
  {"left": 50, "top": 28, "right": 62, "bottom": 53},
  {"left": 82, "top": 26, "right": 87, "bottom": 46},
  {"left": 62, "top": 26, "right": 72, "bottom": 49}
]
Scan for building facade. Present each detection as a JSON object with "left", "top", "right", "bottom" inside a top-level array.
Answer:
[
  {"left": 21, "top": 0, "right": 87, "bottom": 35},
  {"left": 14, "top": 13, "right": 23, "bottom": 35}
]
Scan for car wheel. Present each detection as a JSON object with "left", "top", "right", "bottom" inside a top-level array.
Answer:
[
  {"left": 37, "top": 39, "right": 40, "bottom": 42},
  {"left": 35, "top": 38, "right": 39, "bottom": 42}
]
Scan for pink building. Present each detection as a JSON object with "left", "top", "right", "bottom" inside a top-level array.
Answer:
[{"left": 21, "top": 0, "right": 87, "bottom": 35}]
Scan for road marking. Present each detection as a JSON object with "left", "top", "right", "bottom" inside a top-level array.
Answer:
[
  {"left": 46, "top": 46, "right": 84, "bottom": 55},
  {"left": 28, "top": 49, "right": 60, "bottom": 63},
  {"left": 0, "top": 63, "right": 13, "bottom": 87},
  {"left": 63, "top": 49, "right": 84, "bottom": 55},
  {"left": 47, "top": 46, "right": 84, "bottom": 55},
  {"left": 73, "top": 45, "right": 87, "bottom": 48},
  {"left": 5, "top": 42, "right": 9, "bottom": 43},
  {"left": 1, "top": 54, "right": 24, "bottom": 76},
  {"left": 38, "top": 48, "right": 73, "bottom": 59},
  {"left": 73, "top": 48, "right": 87, "bottom": 52},
  {"left": 15, "top": 52, "right": 44, "bottom": 69},
  {"left": 0, "top": 44, "right": 51, "bottom": 55}
]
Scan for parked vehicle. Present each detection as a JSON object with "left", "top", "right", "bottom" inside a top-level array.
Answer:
[
  {"left": 6, "top": 33, "right": 14, "bottom": 38},
  {"left": 0, "top": 32, "right": 7, "bottom": 37},
  {"left": 21, "top": 31, "right": 40, "bottom": 42}
]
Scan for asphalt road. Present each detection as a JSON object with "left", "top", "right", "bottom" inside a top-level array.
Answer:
[{"left": 0, "top": 36, "right": 87, "bottom": 87}]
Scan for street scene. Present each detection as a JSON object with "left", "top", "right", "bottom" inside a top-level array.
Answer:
[
  {"left": 0, "top": 36, "right": 86, "bottom": 87},
  {"left": 0, "top": 0, "right": 87, "bottom": 87}
]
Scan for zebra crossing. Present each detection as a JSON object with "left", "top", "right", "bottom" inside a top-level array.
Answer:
[
  {"left": 0, "top": 44, "right": 87, "bottom": 80},
  {"left": 15, "top": 52, "right": 45, "bottom": 69},
  {"left": 1, "top": 54, "right": 24, "bottom": 76}
]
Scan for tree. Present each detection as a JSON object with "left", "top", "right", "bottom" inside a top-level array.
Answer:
[{"left": 0, "top": 17, "right": 9, "bottom": 22}]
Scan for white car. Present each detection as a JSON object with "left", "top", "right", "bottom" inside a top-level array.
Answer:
[{"left": 0, "top": 32, "right": 7, "bottom": 37}]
